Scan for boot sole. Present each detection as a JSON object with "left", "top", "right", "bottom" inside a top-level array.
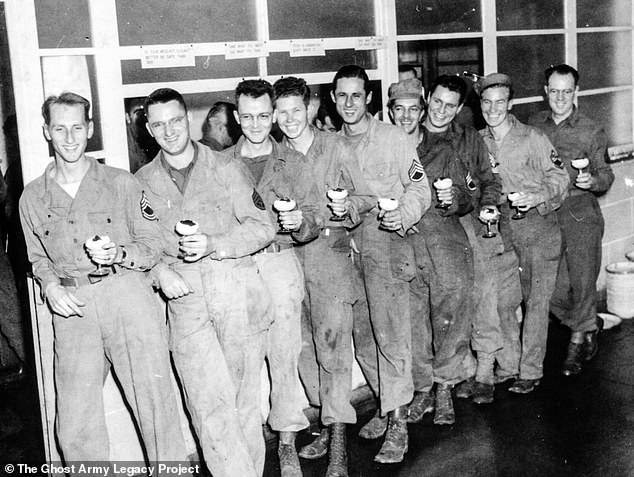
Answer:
[
  {"left": 298, "top": 448, "right": 328, "bottom": 460},
  {"left": 373, "top": 444, "right": 409, "bottom": 464}
]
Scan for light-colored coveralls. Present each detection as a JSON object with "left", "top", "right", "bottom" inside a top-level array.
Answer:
[
  {"left": 480, "top": 114, "right": 569, "bottom": 380},
  {"left": 341, "top": 114, "right": 431, "bottom": 415},
  {"left": 19, "top": 158, "right": 189, "bottom": 469},
  {"left": 136, "top": 142, "right": 275, "bottom": 477}
]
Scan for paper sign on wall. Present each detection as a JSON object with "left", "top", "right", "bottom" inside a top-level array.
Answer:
[
  {"left": 225, "top": 41, "right": 269, "bottom": 59},
  {"left": 141, "top": 45, "right": 196, "bottom": 69},
  {"left": 289, "top": 39, "right": 326, "bottom": 57},
  {"left": 355, "top": 37, "right": 387, "bottom": 50}
]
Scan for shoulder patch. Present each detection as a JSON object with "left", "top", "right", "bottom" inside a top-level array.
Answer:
[
  {"left": 140, "top": 191, "right": 158, "bottom": 221},
  {"left": 408, "top": 160, "right": 426, "bottom": 182},
  {"left": 465, "top": 171, "right": 477, "bottom": 191},
  {"left": 550, "top": 150, "right": 564, "bottom": 169},
  {"left": 252, "top": 188, "right": 266, "bottom": 210}
]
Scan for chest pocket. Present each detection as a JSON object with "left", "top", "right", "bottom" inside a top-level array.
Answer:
[
  {"left": 87, "top": 211, "right": 115, "bottom": 239},
  {"left": 195, "top": 194, "right": 233, "bottom": 232},
  {"left": 366, "top": 161, "right": 398, "bottom": 184}
]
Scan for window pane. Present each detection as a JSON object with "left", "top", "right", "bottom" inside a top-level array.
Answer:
[
  {"left": 497, "top": 35, "right": 564, "bottom": 98},
  {"left": 115, "top": 0, "right": 257, "bottom": 46},
  {"left": 267, "top": 50, "right": 376, "bottom": 76},
  {"left": 577, "top": 32, "right": 632, "bottom": 90},
  {"left": 396, "top": 0, "right": 481, "bottom": 35},
  {"left": 121, "top": 56, "right": 259, "bottom": 85},
  {"left": 511, "top": 101, "right": 546, "bottom": 125},
  {"left": 36, "top": 0, "right": 92, "bottom": 48},
  {"left": 496, "top": 0, "right": 563, "bottom": 30},
  {"left": 578, "top": 92, "right": 632, "bottom": 147},
  {"left": 268, "top": 0, "right": 374, "bottom": 39},
  {"left": 577, "top": 0, "right": 632, "bottom": 28}
]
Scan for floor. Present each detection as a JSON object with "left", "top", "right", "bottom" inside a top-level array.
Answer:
[{"left": 3, "top": 316, "right": 634, "bottom": 477}]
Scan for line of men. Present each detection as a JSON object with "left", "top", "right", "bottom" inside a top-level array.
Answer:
[{"left": 18, "top": 62, "right": 612, "bottom": 477}]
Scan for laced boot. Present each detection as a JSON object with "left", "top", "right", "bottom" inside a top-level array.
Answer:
[
  {"left": 434, "top": 384, "right": 455, "bottom": 425},
  {"left": 473, "top": 351, "right": 495, "bottom": 404},
  {"left": 583, "top": 329, "right": 599, "bottom": 361},
  {"left": 325, "top": 423, "right": 348, "bottom": 477},
  {"left": 407, "top": 390, "right": 435, "bottom": 423},
  {"left": 562, "top": 333, "right": 585, "bottom": 376},
  {"left": 298, "top": 426, "right": 329, "bottom": 460},
  {"left": 374, "top": 405, "right": 408, "bottom": 464},
  {"left": 278, "top": 431, "right": 302, "bottom": 477},
  {"left": 358, "top": 410, "right": 387, "bottom": 439}
]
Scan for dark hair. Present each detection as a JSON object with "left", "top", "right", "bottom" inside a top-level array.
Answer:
[
  {"left": 42, "top": 92, "right": 91, "bottom": 125},
  {"left": 143, "top": 88, "right": 188, "bottom": 115},
  {"left": 202, "top": 101, "right": 236, "bottom": 136},
  {"left": 544, "top": 63, "right": 579, "bottom": 86},
  {"left": 235, "top": 79, "right": 275, "bottom": 106},
  {"left": 273, "top": 77, "right": 311, "bottom": 107},
  {"left": 398, "top": 65, "right": 418, "bottom": 78},
  {"left": 429, "top": 75, "right": 468, "bottom": 105},
  {"left": 332, "top": 64, "right": 370, "bottom": 94}
]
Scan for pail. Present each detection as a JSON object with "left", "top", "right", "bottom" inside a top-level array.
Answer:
[{"left": 606, "top": 261, "right": 634, "bottom": 319}]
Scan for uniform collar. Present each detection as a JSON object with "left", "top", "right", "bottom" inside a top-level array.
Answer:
[{"left": 41, "top": 156, "right": 101, "bottom": 209}]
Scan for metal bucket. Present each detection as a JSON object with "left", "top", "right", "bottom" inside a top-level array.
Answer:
[{"left": 606, "top": 262, "right": 634, "bottom": 319}]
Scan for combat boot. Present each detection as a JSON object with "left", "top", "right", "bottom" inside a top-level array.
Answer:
[
  {"left": 583, "top": 329, "right": 599, "bottom": 361},
  {"left": 374, "top": 405, "right": 408, "bottom": 464},
  {"left": 325, "top": 423, "right": 347, "bottom": 477},
  {"left": 298, "top": 427, "right": 329, "bottom": 460},
  {"left": 407, "top": 390, "right": 435, "bottom": 423},
  {"left": 358, "top": 410, "right": 387, "bottom": 439},
  {"left": 434, "top": 384, "right": 455, "bottom": 425},
  {"left": 562, "top": 340, "right": 584, "bottom": 376},
  {"left": 278, "top": 431, "right": 302, "bottom": 477}
]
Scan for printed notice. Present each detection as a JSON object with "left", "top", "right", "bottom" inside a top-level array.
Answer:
[
  {"left": 290, "top": 39, "right": 326, "bottom": 57},
  {"left": 141, "top": 45, "right": 195, "bottom": 69},
  {"left": 225, "top": 41, "right": 268, "bottom": 59},
  {"left": 355, "top": 37, "right": 387, "bottom": 50}
]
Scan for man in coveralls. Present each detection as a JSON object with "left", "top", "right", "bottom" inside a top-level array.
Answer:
[
  {"left": 224, "top": 78, "right": 310, "bottom": 477},
  {"left": 479, "top": 74, "right": 569, "bottom": 394},
  {"left": 136, "top": 88, "right": 274, "bottom": 476},
  {"left": 529, "top": 64, "right": 614, "bottom": 376},
  {"left": 332, "top": 64, "right": 431, "bottom": 464},
  {"left": 19, "top": 92, "right": 189, "bottom": 469},
  {"left": 271, "top": 76, "right": 376, "bottom": 476}
]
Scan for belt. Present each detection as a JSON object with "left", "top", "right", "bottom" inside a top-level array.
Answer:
[
  {"left": 256, "top": 242, "right": 295, "bottom": 255},
  {"left": 321, "top": 227, "right": 349, "bottom": 237},
  {"left": 59, "top": 266, "right": 126, "bottom": 287}
]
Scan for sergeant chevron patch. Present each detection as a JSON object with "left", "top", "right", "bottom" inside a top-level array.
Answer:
[
  {"left": 252, "top": 188, "right": 266, "bottom": 210},
  {"left": 140, "top": 191, "right": 158, "bottom": 221},
  {"left": 408, "top": 160, "right": 426, "bottom": 182}
]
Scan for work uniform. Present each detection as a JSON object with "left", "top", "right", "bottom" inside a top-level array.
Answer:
[
  {"left": 225, "top": 136, "right": 310, "bottom": 435},
  {"left": 480, "top": 114, "right": 569, "bottom": 380},
  {"left": 281, "top": 127, "right": 375, "bottom": 426},
  {"left": 136, "top": 142, "right": 275, "bottom": 477},
  {"left": 341, "top": 114, "right": 431, "bottom": 414},
  {"left": 411, "top": 124, "right": 476, "bottom": 388},
  {"left": 19, "top": 158, "right": 188, "bottom": 468},
  {"left": 529, "top": 107, "right": 614, "bottom": 334}
]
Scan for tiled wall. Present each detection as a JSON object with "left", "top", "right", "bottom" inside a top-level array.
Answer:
[{"left": 598, "top": 159, "right": 634, "bottom": 297}]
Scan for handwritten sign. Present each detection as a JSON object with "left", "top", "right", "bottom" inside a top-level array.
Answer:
[
  {"left": 355, "top": 37, "right": 387, "bottom": 51},
  {"left": 225, "top": 41, "right": 268, "bottom": 59},
  {"left": 289, "top": 39, "right": 326, "bottom": 57},
  {"left": 141, "top": 45, "right": 195, "bottom": 69}
]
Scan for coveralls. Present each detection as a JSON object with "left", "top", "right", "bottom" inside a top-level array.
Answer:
[
  {"left": 529, "top": 107, "right": 614, "bottom": 334},
  {"left": 225, "top": 136, "right": 310, "bottom": 434},
  {"left": 19, "top": 158, "right": 188, "bottom": 468},
  {"left": 480, "top": 114, "right": 569, "bottom": 380},
  {"left": 341, "top": 114, "right": 431, "bottom": 415},
  {"left": 283, "top": 127, "right": 375, "bottom": 426},
  {"left": 410, "top": 125, "right": 476, "bottom": 388},
  {"left": 136, "top": 142, "right": 274, "bottom": 477}
]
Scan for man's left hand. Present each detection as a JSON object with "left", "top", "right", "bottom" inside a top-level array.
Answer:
[
  {"left": 575, "top": 171, "right": 594, "bottom": 190},
  {"left": 87, "top": 241, "right": 118, "bottom": 265},
  {"left": 378, "top": 208, "right": 403, "bottom": 231},
  {"left": 179, "top": 233, "right": 211, "bottom": 262}
]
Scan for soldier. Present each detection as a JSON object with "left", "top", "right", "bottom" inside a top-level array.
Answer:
[
  {"left": 224, "top": 78, "right": 311, "bottom": 477},
  {"left": 19, "top": 92, "right": 189, "bottom": 469},
  {"left": 332, "top": 64, "right": 431, "bottom": 464},
  {"left": 478, "top": 74, "right": 569, "bottom": 394},
  {"left": 529, "top": 64, "right": 614, "bottom": 376},
  {"left": 136, "top": 88, "right": 274, "bottom": 476},
  {"left": 271, "top": 76, "right": 375, "bottom": 476}
]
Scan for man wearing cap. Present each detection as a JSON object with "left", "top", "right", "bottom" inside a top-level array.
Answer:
[
  {"left": 529, "top": 64, "right": 614, "bottom": 376},
  {"left": 136, "top": 87, "right": 274, "bottom": 476},
  {"left": 332, "top": 64, "right": 431, "bottom": 464},
  {"left": 479, "top": 73, "right": 569, "bottom": 394}
]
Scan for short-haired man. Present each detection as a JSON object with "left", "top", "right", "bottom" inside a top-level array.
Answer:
[
  {"left": 387, "top": 78, "right": 426, "bottom": 144},
  {"left": 200, "top": 101, "right": 239, "bottom": 151},
  {"left": 271, "top": 76, "right": 375, "bottom": 476},
  {"left": 529, "top": 64, "right": 614, "bottom": 376},
  {"left": 478, "top": 74, "right": 569, "bottom": 394},
  {"left": 19, "top": 92, "right": 189, "bottom": 468},
  {"left": 332, "top": 64, "right": 431, "bottom": 464},
  {"left": 136, "top": 88, "right": 274, "bottom": 476},
  {"left": 224, "top": 78, "right": 311, "bottom": 477}
]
